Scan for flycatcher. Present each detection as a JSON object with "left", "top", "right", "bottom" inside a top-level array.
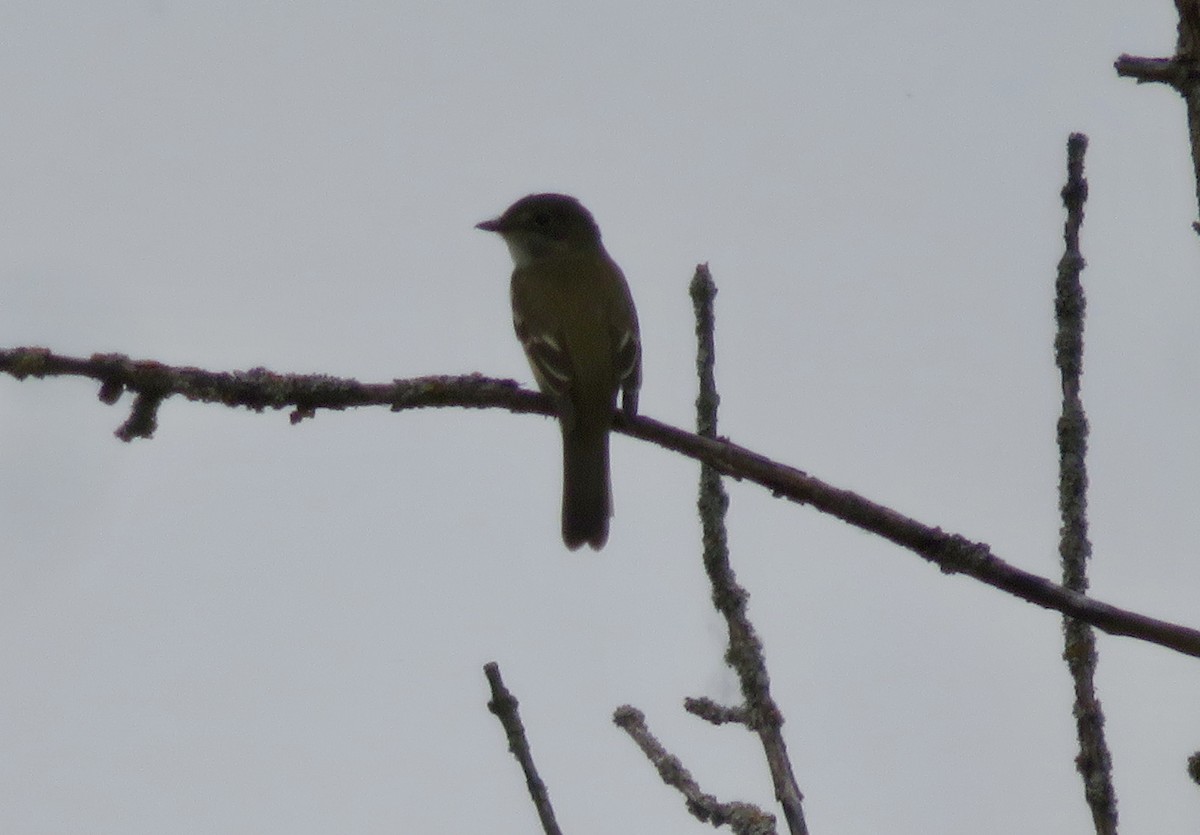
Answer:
[{"left": 477, "top": 194, "right": 641, "bottom": 550}]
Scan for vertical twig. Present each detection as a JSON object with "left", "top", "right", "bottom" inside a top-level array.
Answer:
[
  {"left": 690, "top": 265, "right": 809, "bottom": 835},
  {"left": 484, "top": 662, "right": 564, "bottom": 835},
  {"left": 1055, "top": 133, "right": 1118, "bottom": 835}
]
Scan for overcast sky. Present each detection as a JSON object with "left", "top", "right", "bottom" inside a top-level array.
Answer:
[{"left": 4, "top": 2, "right": 1200, "bottom": 833}]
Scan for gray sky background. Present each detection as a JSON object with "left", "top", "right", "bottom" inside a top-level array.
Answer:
[{"left": 3, "top": 2, "right": 1200, "bottom": 832}]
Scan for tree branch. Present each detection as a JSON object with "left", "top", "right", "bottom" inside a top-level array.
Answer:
[
  {"left": 1054, "top": 133, "right": 1119, "bottom": 835},
  {"left": 1115, "top": 0, "right": 1200, "bottom": 230},
  {"left": 5, "top": 345, "right": 1200, "bottom": 659},
  {"left": 691, "top": 264, "right": 808, "bottom": 835},
  {"left": 684, "top": 697, "right": 749, "bottom": 727},
  {"left": 484, "top": 662, "right": 563, "bottom": 835},
  {"left": 613, "top": 705, "right": 776, "bottom": 835},
  {"left": 0, "top": 348, "right": 543, "bottom": 438}
]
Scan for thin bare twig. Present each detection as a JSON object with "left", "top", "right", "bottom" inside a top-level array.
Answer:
[
  {"left": 690, "top": 264, "right": 808, "bottom": 835},
  {"left": 1115, "top": 0, "right": 1200, "bottom": 231},
  {"left": 483, "top": 662, "right": 563, "bottom": 835},
  {"left": 613, "top": 706, "right": 776, "bottom": 835},
  {"left": 1055, "top": 133, "right": 1118, "bottom": 835},
  {"left": 5, "top": 346, "right": 1200, "bottom": 657},
  {"left": 684, "top": 697, "right": 749, "bottom": 727}
]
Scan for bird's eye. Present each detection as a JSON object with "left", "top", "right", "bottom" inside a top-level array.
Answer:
[{"left": 532, "top": 212, "right": 550, "bottom": 226}]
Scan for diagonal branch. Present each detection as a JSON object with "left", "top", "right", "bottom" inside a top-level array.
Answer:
[
  {"left": 614, "top": 705, "right": 777, "bottom": 835},
  {"left": 5, "top": 346, "right": 1200, "bottom": 658},
  {"left": 484, "top": 662, "right": 563, "bottom": 835}
]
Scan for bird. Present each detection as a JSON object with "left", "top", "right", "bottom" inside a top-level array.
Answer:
[{"left": 477, "top": 193, "right": 641, "bottom": 550}]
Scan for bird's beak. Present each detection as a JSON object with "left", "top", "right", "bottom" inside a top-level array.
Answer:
[{"left": 475, "top": 217, "right": 503, "bottom": 232}]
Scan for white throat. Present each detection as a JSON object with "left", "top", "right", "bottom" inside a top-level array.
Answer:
[{"left": 503, "top": 238, "right": 537, "bottom": 269}]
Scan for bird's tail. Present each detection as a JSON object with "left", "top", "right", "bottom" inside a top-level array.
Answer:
[{"left": 561, "top": 423, "right": 612, "bottom": 550}]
